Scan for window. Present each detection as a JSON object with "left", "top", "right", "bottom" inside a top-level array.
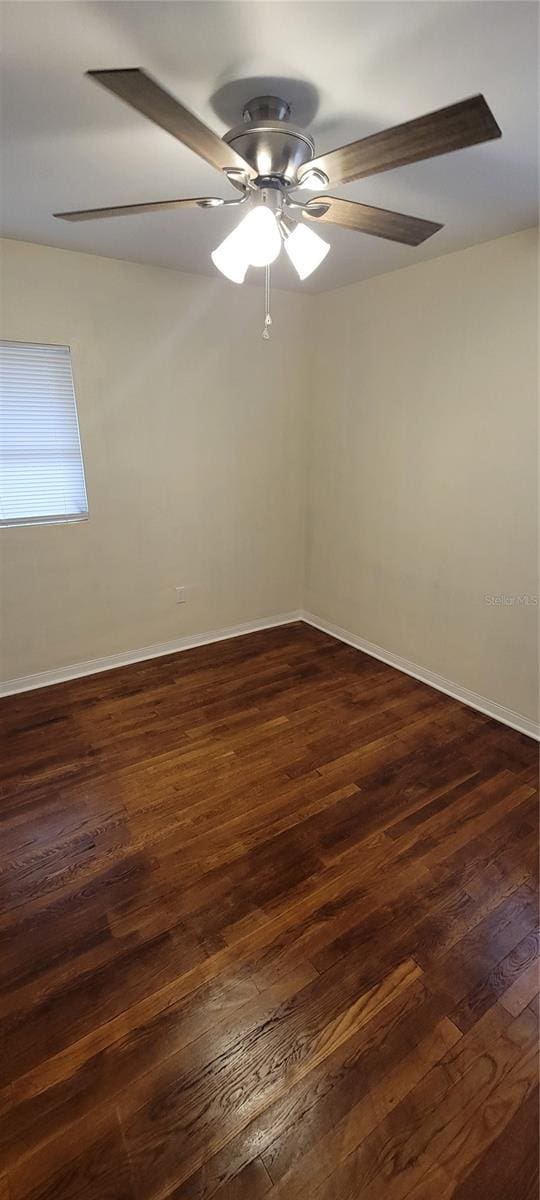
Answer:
[{"left": 0, "top": 341, "right": 88, "bottom": 527}]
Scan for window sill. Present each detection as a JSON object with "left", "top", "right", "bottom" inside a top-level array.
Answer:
[{"left": 0, "top": 514, "right": 89, "bottom": 529}]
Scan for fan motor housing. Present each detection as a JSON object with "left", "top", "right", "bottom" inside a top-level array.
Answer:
[{"left": 223, "top": 95, "right": 314, "bottom": 184}]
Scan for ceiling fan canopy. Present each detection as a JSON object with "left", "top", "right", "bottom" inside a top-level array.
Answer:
[
  {"left": 222, "top": 94, "right": 316, "bottom": 184},
  {"left": 54, "top": 68, "right": 502, "bottom": 286}
]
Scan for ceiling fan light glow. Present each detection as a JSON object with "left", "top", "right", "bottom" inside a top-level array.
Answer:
[
  {"left": 211, "top": 206, "right": 282, "bottom": 280},
  {"left": 211, "top": 225, "right": 250, "bottom": 283},
  {"left": 237, "top": 206, "right": 282, "bottom": 267},
  {"left": 284, "top": 221, "right": 330, "bottom": 280}
]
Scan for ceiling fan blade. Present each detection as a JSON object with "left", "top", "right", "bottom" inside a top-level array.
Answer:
[
  {"left": 302, "top": 95, "right": 501, "bottom": 188},
  {"left": 54, "top": 196, "right": 224, "bottom": 221},
  {"left": 88, "top": 68, "right": 256, "bottom": 178},
  {"left": 303, "top": 196, "right": 442, "bottom": 246}
]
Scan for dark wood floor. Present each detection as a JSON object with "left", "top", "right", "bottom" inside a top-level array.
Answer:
[{"left": 0, "top": 622, "right": 538, "bottom": 1200}]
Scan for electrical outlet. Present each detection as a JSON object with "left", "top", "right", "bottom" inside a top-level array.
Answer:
[{"left": 175, "top": 586, "right": 187, "bottom": 604}]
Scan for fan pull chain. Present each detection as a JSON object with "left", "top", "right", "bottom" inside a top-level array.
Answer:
[{"left": 262, "top": 263, "right": 272, "bottom": 339}]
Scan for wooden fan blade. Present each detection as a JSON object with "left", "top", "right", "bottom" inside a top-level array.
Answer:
[
  {"left": 88, "top": 68, "right": 256, "bottom": 178},
  {"left": 303, "top": 196, "right": 443, "bottom": 246},
  {"left": 302, "top": 95, "right": 501, "bottom": 188},
  {"left": 54, "top": 197, "right": 224, "bottom": 221}
]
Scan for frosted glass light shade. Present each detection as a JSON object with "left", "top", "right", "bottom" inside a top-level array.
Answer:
[
  {"left": 285, "top": 222, "right": 330, "bottom": 280},
  {"left": 239, "top": 206, "right": 282, "bottom": 267},
  {"left": 211, "top": 205, "right": 282, "bottom": 281},
  {"left": 211, "top": 224, "right": 250, "bottom": 283}
]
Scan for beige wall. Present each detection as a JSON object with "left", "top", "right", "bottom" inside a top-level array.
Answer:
[
  {"left": 0, "top": 238, "right": 308, "bottom": 680},
  {"left": 1, "top": 230, "right": 538, "bottom": 729},
  {"left": 305, "top": 228, "right": 538, "bottom": 724}
]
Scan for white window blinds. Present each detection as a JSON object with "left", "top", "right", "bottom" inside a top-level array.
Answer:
[{"left": 0, "top": 341, "right": 88, "bottom": 527}]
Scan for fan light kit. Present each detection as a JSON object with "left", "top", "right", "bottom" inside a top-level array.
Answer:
[
  {"left": 210, "top": 185, "right": 330, "bottom": 284},
  {"left": 55, "top": 71, "right": 501, "bottom": 336}
]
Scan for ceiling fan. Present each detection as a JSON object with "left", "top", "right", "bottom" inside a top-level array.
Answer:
[{"left": 55, "top": 69, "right": 501, "bottom": 286}]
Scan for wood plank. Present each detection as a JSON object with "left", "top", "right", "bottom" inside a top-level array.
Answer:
[
  {"left": 451, "top": 1086, "right": 539, "bottom": 1200},
  {"left": 305, "top": 1005, "right": 537, "bottom": 1200},
  {"left": 207, "top": 1158, "right": 273, "bottom": 1200},
  {"left": 0, "top": 624, "right": 537, "bottom": 1200},
  {"left": 264, "top": 1017, "right": 462, "bottom": 1196},
  {"left": 8, "top": 1111, "right": 135, "bottom": 1200},
  {"left": 166, "top": 974, "right": 441, "bottom": 1200},
  {"left": 0, "top": 965, "right": 317, "bottom": 1174},
  {"left": 500, "top": 956, "right": 539, "bottom": 1017},
  {"left": 452, "top": 925, "right": 539, "bottom": 1031},
  {"left": 120, "top": 958, "right": 421, "bottom": 1198}
]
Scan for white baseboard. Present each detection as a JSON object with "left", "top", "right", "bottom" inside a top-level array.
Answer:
[
  {"left": 0, "top": 611, "right": 303, "bottom": 697},
  {"left": 301, "top": 610, "right": 540, "bottom": 743},
  {"left": 3, "top": 608, "right": 538, "bottom": 743}
]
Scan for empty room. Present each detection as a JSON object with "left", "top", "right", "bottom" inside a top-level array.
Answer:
[{"left": 0, "top": 2, "right": 538, "bottom": 1197}]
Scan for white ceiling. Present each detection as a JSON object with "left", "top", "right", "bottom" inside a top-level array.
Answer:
[{"left": 0, "top": 1, "right": 537, "bottom": 293}]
